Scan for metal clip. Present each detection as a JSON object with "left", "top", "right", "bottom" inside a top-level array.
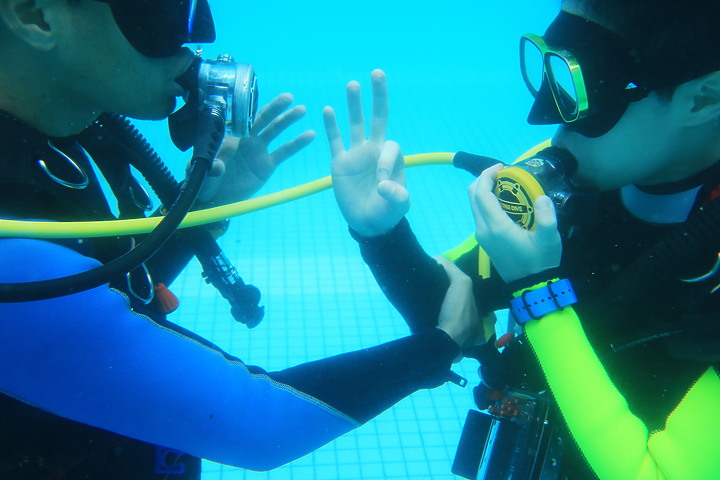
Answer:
[
  {"left": 125, "top": 238, "right": 154, "bottom": 304},
  {"left": 680, "top": 252, "right": 720, "bottom": 294},
  {"left": 37, "top": 140, "right": 90, "bottom": 189},
  {"left": 128, "top": 177, "right": 154, "bottom": 212},
  {"left": 127, "top": 262, "right": 154, "bottom": 305}
]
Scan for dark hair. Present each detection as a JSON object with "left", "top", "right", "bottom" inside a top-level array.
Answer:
[{"left": 562, "top": 0, "right": 720, "bottom": 100}]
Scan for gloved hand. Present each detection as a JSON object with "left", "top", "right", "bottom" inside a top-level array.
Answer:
[
  {"left": 323, "top": 69, "right": 410, "bottom": 237},
  {"left": 469, "top": 164, "right": 562, "bottom": 283}
]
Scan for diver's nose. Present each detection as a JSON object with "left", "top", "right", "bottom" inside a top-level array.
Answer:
[{"left": 526, "top": 81, "right": 564, "bottom": 125}]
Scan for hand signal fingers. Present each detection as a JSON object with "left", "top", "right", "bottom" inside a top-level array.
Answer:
[
  {"left": 369, "top": 69, "right": 389, "bottom": 144},
  {"left": 346, "top": 81, "right": 366, "bottom": 147},
  {"left": 323, "top": 106, "right": 345, "bottom": 159},
  {"left": 376, "top": 140, "right": 403, "bottom": 182},
  {"left": 270, "top": 130, "right": 316, "bottom": 167},
  {"left": 377, "top": 180, "right": 410, "bottom": 218},
  {"left": 257, "top": 105, "right": 308, "bottom": 145},
  {"left": 251, "top": 93, "right": 293, "bottom": 135}
]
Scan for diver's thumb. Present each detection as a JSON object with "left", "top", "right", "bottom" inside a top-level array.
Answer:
[{"left": 378, "top": 180, "right": 410, "bottom": 212}]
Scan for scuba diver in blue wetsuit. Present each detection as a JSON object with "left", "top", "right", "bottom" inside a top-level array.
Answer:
[
  {"left": 0, "top": 0, "right": 487, "bottom": 478},
  {"left": 327, "top": 0, "right": 720, "bottom": 478}
]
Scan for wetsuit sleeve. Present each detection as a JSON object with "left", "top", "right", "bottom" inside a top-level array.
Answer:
[
  {"left": 350, "top": 217, "right": 450, "bottom": 331},
  {"left": 0, "top": 239, "right": 458, "bottom": 472},
  {"left": 522, "top": 283, "right": 720, "bottom": 479},
  {"left": 267, "top": 327, "right": 459, "bottom": 424},
  {"left": 351, "top": 218, "right": 510, "bottom": 332}
]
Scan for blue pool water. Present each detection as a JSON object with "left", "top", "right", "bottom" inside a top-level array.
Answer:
[{"left": 137, "top": 0, "right": 559, "bottom": 478}]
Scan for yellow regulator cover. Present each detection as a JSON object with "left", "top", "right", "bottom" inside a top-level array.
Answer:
[{"left": 494, "top": 165, "right": 546, "bottom": 231}]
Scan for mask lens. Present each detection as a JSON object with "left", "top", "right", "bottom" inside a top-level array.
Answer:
[
  {"left": 547, "top": 54, "right": 580, "bottom": 121},
  {"left": 520, "top": 37, "right": 544, "bottom": 96}
]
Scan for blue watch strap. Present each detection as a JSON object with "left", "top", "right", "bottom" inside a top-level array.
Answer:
[{"left": 510, "top": 279, "right": 577, "bottom": 324}]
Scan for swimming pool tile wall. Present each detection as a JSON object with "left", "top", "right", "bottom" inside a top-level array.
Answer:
[
  {"left": 170, "top": 169, "right": 510, "bottom": 480},
  {"left": 134, "top": 2, "right": 559, "bottom": 478}
]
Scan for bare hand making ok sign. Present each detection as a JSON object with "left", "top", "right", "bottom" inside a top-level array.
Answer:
[{"left": 323, "top": 70, "right": 410, "bottom": 237}]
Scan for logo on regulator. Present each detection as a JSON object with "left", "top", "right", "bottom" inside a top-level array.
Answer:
[
  {"left": 495, "top": 176, "right": 537, "bottom": 230},
  {"left": 493, "top": 164, "right": 547, "bottom": 231}
]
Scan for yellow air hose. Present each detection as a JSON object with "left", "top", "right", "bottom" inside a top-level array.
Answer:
[{"left": 0, "top": 152, "right": 455, "bottom": 239}]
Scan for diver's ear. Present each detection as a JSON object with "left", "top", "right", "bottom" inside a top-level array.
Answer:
[
  {"left": 0, "top": 0, "right": 56, "bottom": 51},
  {"left": 680, "top": 71, "right": 720, "bottom": 127}
]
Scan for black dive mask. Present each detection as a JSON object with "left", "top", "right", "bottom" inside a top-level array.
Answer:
[
  {"left": 523, "top": 11, "right": 650, "bottom": 138},
  {"left": 94, "top": 0, "right": 216, "bottom": 58}
]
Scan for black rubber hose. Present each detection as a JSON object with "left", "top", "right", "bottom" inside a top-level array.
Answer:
[
  {"left": 0, "top": 159, "right": 210, "bottom": 302},
  {"left": 94, "top": 113, "right": 264, "bottom": 327},
  {"left": 0, "top": 107, "right": 223, "bottom": 302},
  {"left": 93, "top": 113, "right": 182, "bottom": 206}
]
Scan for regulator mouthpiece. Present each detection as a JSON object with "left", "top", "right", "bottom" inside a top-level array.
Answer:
[
  {"left": 454, "top": 147, "right": 597, "bottom": 236},
  {"left": 170, "top": 54, "right": 259, "bottom": 151},
  {"left": 496, "top": 146, "right": 602, "bottom": 236}
]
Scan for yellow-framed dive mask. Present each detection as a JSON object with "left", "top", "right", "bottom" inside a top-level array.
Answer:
[
  {"left": 521, "top": 11, "right": 651, "bottom": 138},
  {"left": 520, "top": 33, "right": 589, "bottom": 124}
]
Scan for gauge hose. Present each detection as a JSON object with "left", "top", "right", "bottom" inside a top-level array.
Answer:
[{"left": 0, "top": 152, "right": 455, "bottom": 239}]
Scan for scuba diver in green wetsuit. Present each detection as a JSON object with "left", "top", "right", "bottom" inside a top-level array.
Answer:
[{"left": 325, "top": 0, "right": 720, "bottom": 478}]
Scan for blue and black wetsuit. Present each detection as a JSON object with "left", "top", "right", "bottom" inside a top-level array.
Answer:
[
  {"left": 352, "top": 166, "right": 720, "bottom": 478},
  {"left": 0, "top": 114, "right": 460, "bottom": 480}
]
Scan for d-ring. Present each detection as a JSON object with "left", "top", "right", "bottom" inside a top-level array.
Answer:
[
  {"left": 124, "top": 237, "right": 155, "bottom": 304},
  {"left": 128, "top": 177, "right": 154, "bottom": 212},
  {"left": 37, "top": 141, "right": 90, "bottom": 189},
  {"left": 680, "top": 252, "right": 720, "bottom": 283},
  {"left": 127, "top": 262, "right": 155, "bottom": 305}
]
